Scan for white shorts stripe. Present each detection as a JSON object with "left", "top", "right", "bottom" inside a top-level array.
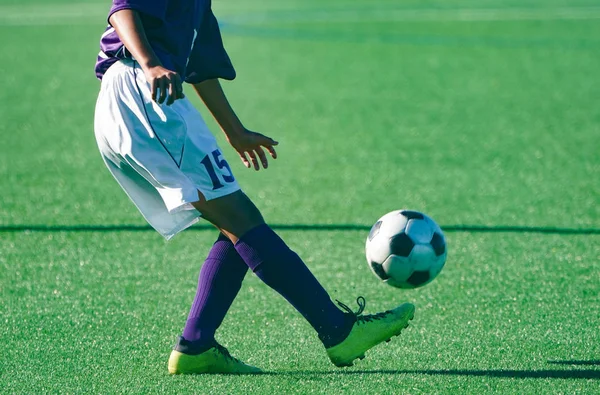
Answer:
[{"left": 100, "top": 26, "right": 115, "bottom": 39}]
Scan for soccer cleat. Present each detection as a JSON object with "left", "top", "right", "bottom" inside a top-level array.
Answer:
[
  {"left": 168, "top": 338, "right": 262, "bottom": 374},
  {"left": 326, "top": 297, "right": 415, "bottom": 367}
]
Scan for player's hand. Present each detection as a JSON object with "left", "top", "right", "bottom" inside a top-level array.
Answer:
[
  {"left": 227, "top": 129, "right": 278, "bottom": 170},
  {"left": 144, "top": 66, "right": 185, "bottom": 106}
]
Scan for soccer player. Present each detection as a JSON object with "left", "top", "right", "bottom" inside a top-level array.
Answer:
[{"left": 94, "top": 0, "right": 415, "bottom": 374}]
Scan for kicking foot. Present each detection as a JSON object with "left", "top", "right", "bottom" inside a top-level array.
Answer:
[
  {"left": 168, "top": 338, "right": 262, "bottom": 374},
  {"left": 326, "top": 297, "right": 415, "bottom": 367}
]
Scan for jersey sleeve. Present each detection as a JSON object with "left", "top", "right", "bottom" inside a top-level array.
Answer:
[
  {"left": 108, "top": 0, "right": 168, "bottom": 23},
  {"left": 185, "top": 9, "right": 236, "bottom": 84}
]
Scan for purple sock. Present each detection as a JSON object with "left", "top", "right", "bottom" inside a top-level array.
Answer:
[
  {"left": 182, "top": 233, "right": 248, "bottom": 349},
  {"left": 235, "top": 224, "right": 352, "bottom": 347}
]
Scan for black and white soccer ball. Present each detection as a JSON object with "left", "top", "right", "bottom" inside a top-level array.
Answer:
[{"left": 365, "top": 210, "right": 447, "bottom": 289}]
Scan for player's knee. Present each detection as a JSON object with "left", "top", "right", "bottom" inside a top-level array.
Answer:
[{"left": 194, "top": 190, "right": 265, "bottom": 236}]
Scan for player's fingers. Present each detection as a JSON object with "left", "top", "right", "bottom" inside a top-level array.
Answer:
[
  {"left": 255, "top": 147, "right": 268, "bottom": 169},
  {"left": 167, "top": 79, "right": 176, "bottom": 106},
  {"left": 265, "top": 145, "right": 277, "bottom": 159},
  {"left": 155, "top": 78, "right": 162, "bottom": 103},
  {"left": 151, "top": 78, "right": 158, "bottom": 102},
  {"left": 156, "top": 78, "right": 164, "bottom": 103},
  {"left": 174, "top": 74, "right": 185, "bottom": 100},
  {"left": 258, "top": 134, "right": 279, "bottom": 147},
  {"left": 238, "top": 151, "right": 250, "bottom": 168},
  {"left": 158, "top": 78, "right": 168, "bottom": 104},
  {"left": 247, "top": 150, "right": 259, "bottom": 171}
]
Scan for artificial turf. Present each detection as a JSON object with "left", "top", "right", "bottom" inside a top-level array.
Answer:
[{"left": 1, "top": 0, "right": 599, "bottom": 393}]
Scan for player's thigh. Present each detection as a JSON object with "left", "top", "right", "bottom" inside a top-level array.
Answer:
[{"left": 192, "top": 190, "right": 264, "bottom": 240}]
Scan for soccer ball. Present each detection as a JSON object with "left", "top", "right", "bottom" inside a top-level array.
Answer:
[{"left": 365, "top": 210, "right": 447, "bottom": 289}]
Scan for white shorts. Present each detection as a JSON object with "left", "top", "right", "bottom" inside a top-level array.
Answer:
[{"left": 94, "top": 59, "right": 240, "bottom": 239}]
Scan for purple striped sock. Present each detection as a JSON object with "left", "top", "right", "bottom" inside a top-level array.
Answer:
[
  {"left": 235, "top": 224, "right": 353, "bottom": 347},
  {"left": 182, "top": 233, "right": 248, "bottom": 348}
]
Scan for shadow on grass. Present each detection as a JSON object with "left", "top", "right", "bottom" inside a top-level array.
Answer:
[
  {"left": 1, "top": 224, "right": 599, "bottom": 235},
  {"left": 262, "top": 369, "right": 600, "bottom": 379}
]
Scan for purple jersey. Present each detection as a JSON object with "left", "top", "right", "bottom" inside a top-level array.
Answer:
[{"left": 95, "top": 0, "right": 235, "bottom": 83}]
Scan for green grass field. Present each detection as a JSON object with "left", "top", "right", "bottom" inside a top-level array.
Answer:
[{"left": 1, "top": 0, "right": 599, "bottom": 393}]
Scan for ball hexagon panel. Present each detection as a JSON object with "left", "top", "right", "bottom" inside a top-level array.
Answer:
[
  {"left": 365, "top": 231, "right": 392, "bottom": 265},
  {"left": 409, "top": 244, "right": 437, "bottom": 271},
  {"left": 389, "top": 233, "right": 415, "bottom": 257},
  {"left": 405, "top": 218, "right": 434, "bottom": 245},
  {"left": 377, "top": 210, "right": 409, "bottom": 238},
  {"left": 382, "top": 254, "right": 414, "bottom": 288},
  {"left": 424, "top": 216, "right": 443, "bottom": 234}
]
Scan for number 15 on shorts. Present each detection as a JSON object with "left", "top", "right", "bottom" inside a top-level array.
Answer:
[{"left": 200, "top": 149, "right": 235, "bottom": 190}]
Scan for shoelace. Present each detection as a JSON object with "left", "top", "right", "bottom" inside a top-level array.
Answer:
[
  {"left": 214, "top": 343, "right": 240, "bottom": 363},
  {"left": 336, "top": 296, "right": 392, "bottom": 325}
]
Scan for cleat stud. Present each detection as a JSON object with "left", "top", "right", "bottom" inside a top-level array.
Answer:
[{"left": 385, "top": 338, "right": 391, "bottom": 343}]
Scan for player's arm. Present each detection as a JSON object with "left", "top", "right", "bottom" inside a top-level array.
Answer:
[
  {"left": 109, "top": 9, "right": 184, "bottom": 105},
  {"left": 193, "top": 79, "right": 278, "bottom": 170}
]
